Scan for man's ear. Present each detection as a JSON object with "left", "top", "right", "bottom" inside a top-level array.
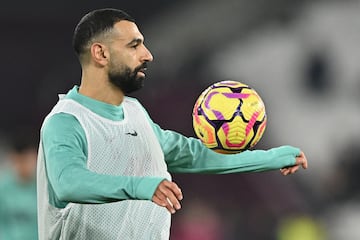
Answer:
[{"left": 90, "top": 43, "right": 109, "bottom": 66}]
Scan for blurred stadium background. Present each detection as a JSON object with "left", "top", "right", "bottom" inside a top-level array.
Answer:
[{"left": 1, "top": 0, "right": 360, "bottom": 239}]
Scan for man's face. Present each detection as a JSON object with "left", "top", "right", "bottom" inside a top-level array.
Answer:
[
  {"left": 106, "top": 21, "right": 153, "bottom": 94},
  {"left": 10, "top": 149, "right": 37, "bottom": 182}
]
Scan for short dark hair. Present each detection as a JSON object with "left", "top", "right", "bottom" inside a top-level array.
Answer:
[
  {"left": 9, "top": 127, "right": 39, "bottom": 153},
  {"left": 72, "top": 8, "right": 135, "bottom": 57}
]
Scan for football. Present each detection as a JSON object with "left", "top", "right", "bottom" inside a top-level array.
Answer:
[{"left": 192, "top": 80, "right": 267, "bottom": 154}]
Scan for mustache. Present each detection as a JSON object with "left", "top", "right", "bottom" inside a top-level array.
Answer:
[{"left": 134, "top": 62, "right": 148, "bottom": 72}]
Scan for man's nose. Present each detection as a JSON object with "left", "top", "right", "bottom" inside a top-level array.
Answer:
[{"left": 142, "top": 45, "right": 153, "bottom": 62}]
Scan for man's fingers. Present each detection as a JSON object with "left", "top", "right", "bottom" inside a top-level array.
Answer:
[
  {"left": 290, "top": 165, "right": 299, "bottom": 174},
  {"left": 158, "top": 183, "right": 182, "bottom": 211},
  {"left": 280, "top": 168, "right": 291, "bottom": 176},
  {"left": 295, "top": 151, "right": 308, "bottom": 169},
  {"left": 152, "top": 194, "right": 166, "bottom": 207},
  {"left": 162, "top": 181, "right": 183, "bottom": 200},
  {"left": 280, "top": 151, "right": 308, "bottom": 176},
  {"left": 152, "top": 180, "right": 183, "bottom": 214},
  {"left": 280, "top": 165, "right": 299, "bottom": 175},
  {"left": 153, "top": 190, "right": 177, "bottom": 213}
]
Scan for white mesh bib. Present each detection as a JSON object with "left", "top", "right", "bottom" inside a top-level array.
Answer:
[{"left": 37, "top": 97, "right": 172, "bottom": 240}]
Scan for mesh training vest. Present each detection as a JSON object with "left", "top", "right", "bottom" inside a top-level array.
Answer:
[{"left": 37, "top": 96, "right": 172, "bottom": 240}]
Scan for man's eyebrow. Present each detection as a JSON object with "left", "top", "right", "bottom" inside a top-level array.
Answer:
[{"left": 126, "top": 38, "right": 143, "bottom": 46}]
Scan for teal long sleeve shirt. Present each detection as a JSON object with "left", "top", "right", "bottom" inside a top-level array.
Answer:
[
  {"left": 41, "top": 86, "right": 300, "bottom": 208},
  {"left": 0, "top": 172, "right": 38, "bottom": 240}
]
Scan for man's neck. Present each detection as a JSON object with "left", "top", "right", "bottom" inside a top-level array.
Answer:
[{"left": 79, "top": 70, "right": 124, "bottom": 106}]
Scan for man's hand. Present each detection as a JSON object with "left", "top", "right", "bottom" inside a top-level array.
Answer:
[
  {"left": 280, "top": 151, "right": 308, "bottom": 176},
  {"left": 152, "top": 180, "right": 183, "bottom": 214}
]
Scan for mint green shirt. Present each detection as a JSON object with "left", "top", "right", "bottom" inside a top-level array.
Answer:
[
  {"left": 41, "top": 86, "right": 300, "bottom": 209},
  {"left": 0, "top": 172, "right": 38, "bottom": 240}
]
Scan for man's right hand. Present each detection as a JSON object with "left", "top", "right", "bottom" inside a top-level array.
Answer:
[{"left": 152, "top": 180, "right": 183, "bottom": 214}]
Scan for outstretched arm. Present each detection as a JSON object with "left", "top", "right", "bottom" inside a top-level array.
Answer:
[{"left": 152, "top": 123, "right": 307, "bottom": 175}]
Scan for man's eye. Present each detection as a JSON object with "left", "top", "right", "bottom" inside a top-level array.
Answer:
[{"left": 132, "top": 45, "right": 138, "bottom": 49}]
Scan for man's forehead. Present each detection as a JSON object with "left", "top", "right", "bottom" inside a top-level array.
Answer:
[{"left": 113, "top": 20, "right": 144, "bottom": 41}]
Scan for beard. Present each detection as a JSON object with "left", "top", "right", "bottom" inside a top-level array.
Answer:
[{"left": 108, "top": 62, "right": 147, "bottom": 94}]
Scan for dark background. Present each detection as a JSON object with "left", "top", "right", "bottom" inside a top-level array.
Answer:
[{"left": 1, "top": 0, "right": 360, "bottom": 239}]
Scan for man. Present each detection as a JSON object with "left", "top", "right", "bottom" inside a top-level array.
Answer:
[
  {"left": 0, "top": 131, "right": 38, "bottom": 240},
  {"left": 37, "top": 8, "right": 308, "bottom": 240}
]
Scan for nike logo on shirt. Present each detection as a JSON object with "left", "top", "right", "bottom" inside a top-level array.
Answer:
[{"left": 126, "top": 131, "right": 138, "bottom": 136}]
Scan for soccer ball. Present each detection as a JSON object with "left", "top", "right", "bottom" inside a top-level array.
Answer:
[{"left": 192, "top": 80, "right": 267, "bottom": 154}]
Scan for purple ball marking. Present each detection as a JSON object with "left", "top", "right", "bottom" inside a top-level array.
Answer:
[
  {"left": 204, "top": 91, "right": 226, "bottom": 120},
  {"left": 222, "top": 93, "right": 250, "bottom": 99},
  {"left": 204, "top": 91, "right": 217, "bottom": 108},
  {"left": 213, "top": 109, "right": 225, "bottom": 120}
]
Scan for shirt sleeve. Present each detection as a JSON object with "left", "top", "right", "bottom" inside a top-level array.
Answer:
[
  {"left": 151, "top": 122, "right": 300, "bottom": 174},
  {"left": 41, "top": 113, "right": 164, "bottom": 208}
]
